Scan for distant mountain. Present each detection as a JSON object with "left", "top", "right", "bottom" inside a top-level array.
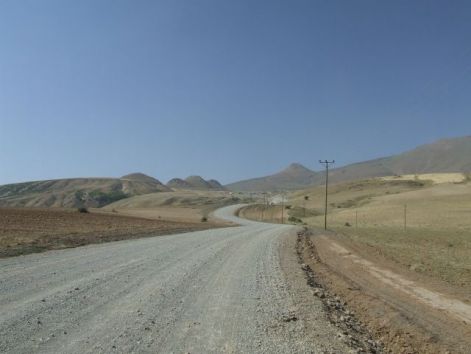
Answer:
[
  {"left": 207, "top": 179, "right": 226, "bottom": 190},
  {"left": 328, "top": 136, "right": 471, "bottom": 183},
  {"left": 184, "top": 176, "right": 213, "bottom": 190},
  {"left": 121, "top": 172, "right": 163, "bottom": 184},
  {"left": 0, "top": 173, "right": 170, "bottom": 208},
  {"left": 167, "top": 176, "right": 226, "bottom": 191},
  {"left": 226, "top": 136, "right": 471, "bottom": 191},
  {"left": 167, "top": 178, "right": 193, "bottom": 189},
  {"left": 382, "top": 136, "right": 471, "bottom": 174},
  {"left": 225, "top": 163, "right": 318, "bottom": 191}
]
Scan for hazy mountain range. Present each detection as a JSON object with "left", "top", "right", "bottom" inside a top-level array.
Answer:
[
  {"left": 0, "top": 173, "right": 225, "bottom": 208},
  {"left": 226, "top": 136, "right": 471, "bottom": 191},
  {"left": 1, "top": 136, "right": 470, "bottom": 206}
]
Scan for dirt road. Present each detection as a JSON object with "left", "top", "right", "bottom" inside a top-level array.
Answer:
[{"left": 0, "top": 205, "right": 349, "bottom": 353}]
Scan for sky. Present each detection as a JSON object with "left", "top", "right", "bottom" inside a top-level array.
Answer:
[{"left": 1, "top": 0, "right": 471, "bottom": 185}]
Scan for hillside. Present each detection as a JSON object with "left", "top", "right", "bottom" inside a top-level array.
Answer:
[
  {"left": 226, "top": 136, "right": 471, "bottom": 191},
  {"left": 226, "top": 163, "right": 318, "bottom": 191},
  {"left": 167, "top": 176, "right": 226, "bottom": 191},
  {"left": 207, "top": 179, "right": 226, "bottom": 190},
  {"left": 121, "top": 172, "right": 164, "bottom": 184},
  {"left": 104, "top": 190, "right": 252, "bottom": 221},
  {"left": 167, "top": 178, "right": 193, "bottom": 189},
  {"left": 185, "top": 176, "right": 214, "bottom": 190},
  {"left": 0, "top": 173, "right": 170, "bottom": 208}
]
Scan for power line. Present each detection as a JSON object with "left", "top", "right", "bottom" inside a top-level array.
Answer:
[{"left": 319, "top": 160, "right": 335, "bottom": 230}]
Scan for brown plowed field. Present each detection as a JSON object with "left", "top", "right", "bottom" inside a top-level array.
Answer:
[{"left": 0, "top": 207, "right": 223, "bottom": 257}]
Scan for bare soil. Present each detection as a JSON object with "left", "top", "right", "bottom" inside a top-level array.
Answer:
[
  {"left": 297, "top": 229, "right": 471, "bottom": 353},
  {"left": 0, "top": 207, "right": 223, "bottom": 258}
]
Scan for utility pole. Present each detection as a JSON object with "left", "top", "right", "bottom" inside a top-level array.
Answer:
[
  {"left": 319, "top": 160, "right": 335, "bottom": 230},
  {"left": 404, "top": 204, "right": 407, "bottom": 232},
  {"left": 304, "top": 195, "right": 309, "bottom": 217},
  {"left": 260, "top": 193, "right": 267, "bottom": 221},
  {"left": 281, "top": 193, "right": 284, "bottom": 224}
]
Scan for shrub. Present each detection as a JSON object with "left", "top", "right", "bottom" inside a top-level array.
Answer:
[
  {"left": 288, "top": 216, "right": 302, "bottom": 224},
  {"left": 89, "top": 190, "right": 128, "bottom": 207},
  {"left": 201, "top": 216, "right": 208, "bottom": 222},
  {"left": 78, "top": 207, "right": 89, "bottom": 213}
]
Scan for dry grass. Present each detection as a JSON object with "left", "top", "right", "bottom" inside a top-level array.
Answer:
[
  {"left": 289, "top": 178, "right": 428, "bottom": 215},
  {"left": 380, "top": 172, "right": 466, "bottom": 184},
  {"left": 238, "top": 204, "right": 286, "bottom": 223},
  {"left": 112, "top": 207, "right": 204, "bottom": 223},
  {"left": 105, "top": 190, "right": 254, "bottom": 222},
  {"left": 333, "top": 227, "right": 471, "bottom": 291},
  {"left": 286, "top": 176, "right": 471, "bottom": 290}
]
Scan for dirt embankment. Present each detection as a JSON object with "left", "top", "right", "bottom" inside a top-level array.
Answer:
[
  {"left": 297, "top": 229, "right": 471, "bottom": 353},
  {"left": 0, "top": 207, "right": 224, "bottom": 258},
  {"left": 237, "top": 204, "right": 286, "bottom": 223}
]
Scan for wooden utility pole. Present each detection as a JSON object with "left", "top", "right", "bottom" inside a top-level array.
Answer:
[
  {"left": 281, "top": 193, "right": 285, "bottom": 224},
  {"left": 261, "top": 193, "right": 267, "bottom": 221},
  {"left": 319, "top": 160, "right": 335, "bottom": 230},
  {"left": 304, "top": 195, "right": 309, "bottom": 217},
  {"left": 404, "top": 204, "right": 407, "bottom": 232}
]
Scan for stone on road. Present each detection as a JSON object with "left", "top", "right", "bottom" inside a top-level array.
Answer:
[{"left": 0, "top": 205, "right": 348, "bottom": 353}]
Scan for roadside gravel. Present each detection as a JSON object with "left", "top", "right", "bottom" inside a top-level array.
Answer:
[{"left": 0, "top": 205, "right": 350, "bottom": 353}]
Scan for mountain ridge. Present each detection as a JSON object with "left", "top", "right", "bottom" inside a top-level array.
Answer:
[
  {"left": 167, "top": 176, "right": 226, "bottom": 191},
  {"left": 226, "top": 136, "right": 471, "bottom": 191},
  {"left": 0, "top": 173, "right": 170, "bottom": 208}
]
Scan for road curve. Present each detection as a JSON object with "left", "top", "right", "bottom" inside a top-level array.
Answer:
[{"left": 0, "top": 205, "right": 348, "bottom": 353}]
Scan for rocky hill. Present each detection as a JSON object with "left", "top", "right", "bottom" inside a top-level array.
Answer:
[
  {"left": 167, "top": 178, "right": 194, "bottom": 189},
  {"left": 166, "top": 176, "right": 226, "bottom": 191},
  {"left": 0, "top": 173, "right": 170, "bottom": 208}
]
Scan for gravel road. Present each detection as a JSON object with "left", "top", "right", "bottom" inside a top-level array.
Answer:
[{"left": 0, "top": 205, "right": 349, "bottom": 353}]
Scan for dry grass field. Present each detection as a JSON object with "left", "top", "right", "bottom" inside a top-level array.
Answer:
[
  {"left": 281, "top": 174, "right": 471, "bottom": 291},
  {"left": 237, "top": 204, "right": 285, "bottom": 223},
  {"left": 105, "top": 190, "right": 254, "bottom": 222},
  {"left": 379, "top": 172, "right": 467, "bottom": 184}
]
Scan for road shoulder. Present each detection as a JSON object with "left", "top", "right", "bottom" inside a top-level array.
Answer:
[
  {"left": 278, "top": 229, "right": 359, "bottom": 353},
  {"left": 297, "top": 228, "right": 471, "bottom": 353}
]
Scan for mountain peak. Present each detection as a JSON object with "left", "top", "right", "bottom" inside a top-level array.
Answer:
[
  {"left": 281, "top": 163, "right": 313, "bottom": 175},
  {"left": 121, "top": 173, "right": 162, "bottom": 184},
  {"left": 286, "top": 162, "right": 310, "bottom": 170}
]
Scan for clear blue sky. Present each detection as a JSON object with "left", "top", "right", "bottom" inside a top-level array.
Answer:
[{"left": 1, "top": 0, "right": 471, "bottom": 185}]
